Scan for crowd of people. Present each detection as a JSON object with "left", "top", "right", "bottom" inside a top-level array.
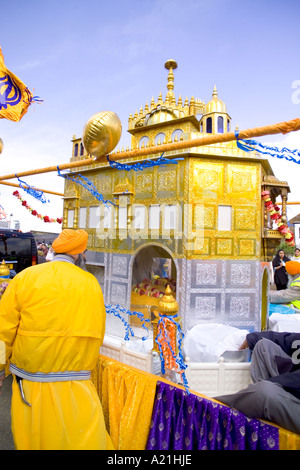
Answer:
[{"left": 37, "top": 242, "right": 54, "bottom": 262}]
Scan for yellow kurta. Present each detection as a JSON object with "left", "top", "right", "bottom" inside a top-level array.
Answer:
[{"left": 0, "top": 260, "right": 113, "bottom": 450}]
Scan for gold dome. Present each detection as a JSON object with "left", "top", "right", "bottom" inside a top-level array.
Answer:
[
  {"left": 145, "top": 106, "right": 184, "bottom": 126},
  {"left": 205, "top": 86, "right": 227, "bottom": 114},
  {"left": 158, "top": 285, "right": 179, "bottom": 316},
  {"left": 0, "top": 260, "right": 10, "bottom": 278}
]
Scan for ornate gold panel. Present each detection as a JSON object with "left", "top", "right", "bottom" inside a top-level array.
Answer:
[
  {"left": 191, "top": 161, "right": 224, "bottom": 200},
  {"left": 216, "top": 238, "right": 233, "bottom": 256},
  {"left": 64, "top": 180, "right": 78, "bottom": 199},
  {"left": 193, "top": 204, "right": 216, "bottom": 230},
  {"left": 96, "top": 176, "right": 112, "bottom": 194},
  {"left": 190, "top": 237, "right": 210, "bottom": 255},
  {"left": 238, "top": 239, "right": 256, "bottom": 256},
  {"left": 227, "top": 164, "right": 257, "bottom": 200},
  {"left": 157, "top": 170, "right": 177, "bottom": 191},
  {"left": 136, "top": 173, "right": 153, "bottom": 193},
  {"left": 234, "top": 207, "right": 256, "bottom": 230}
]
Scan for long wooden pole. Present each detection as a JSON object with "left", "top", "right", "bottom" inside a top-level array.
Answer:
[
  {"left": 0, "top": 180, "right": 64, "bottom": 196},
  {"left": 0, "top": 118, "right": 299, "bottom": 182},
  {"left": 277, "top": 201, "right": 300, "bottom": 205}
]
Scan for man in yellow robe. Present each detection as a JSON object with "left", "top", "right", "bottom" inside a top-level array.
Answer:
[{"left": 0, "top": 229, "right": 113, "bottom": 450}]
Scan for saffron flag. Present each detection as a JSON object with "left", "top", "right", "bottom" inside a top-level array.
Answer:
[{"left": 0, "top": 47, "right": 36, "bottom": 122}]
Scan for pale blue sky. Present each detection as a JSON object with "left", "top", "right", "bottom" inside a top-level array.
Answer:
[{"left": 0, "top": 0, "right": 300, "bottom": 231}]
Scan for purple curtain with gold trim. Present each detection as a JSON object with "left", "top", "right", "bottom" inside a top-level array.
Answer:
[{"left": 146, "top": 381, "right": 279, "bottom": 450}]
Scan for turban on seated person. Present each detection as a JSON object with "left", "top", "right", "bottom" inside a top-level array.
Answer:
[
  {"left": 270, "top": 260, "right": 300, "bottom": 307},
  {"left": 285, "top": 261, "right": 300, "bottom": 276},
  {"left": 52, "top": 229, "right": 88, "bottom": 255}
]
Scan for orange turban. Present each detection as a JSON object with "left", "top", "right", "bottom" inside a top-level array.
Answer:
[
  {"left": 52, "top": 229, "right": 88, "bottom": 255},
  {"left": 285, "top": 261, "right": 300, "bottom": 276}
]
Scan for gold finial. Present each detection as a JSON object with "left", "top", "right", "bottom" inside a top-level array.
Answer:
[
  {"left": 212, "top": 85, "right": 218, "bottom": 98},
  {"left": 165, "top": 59, "right": 177, "bottom": 102},
  {"left": 158, "top": 285, "right": 179, "bottom": 316},
  {"left": 0, "top": 260, "right": 10, "bottom": 278}
]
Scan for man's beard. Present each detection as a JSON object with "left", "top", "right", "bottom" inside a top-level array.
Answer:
[{"left": 75, "top": 253, "right": 87, "bottom": 271}]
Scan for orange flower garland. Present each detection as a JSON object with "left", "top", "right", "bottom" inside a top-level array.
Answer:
[
  {"left": 262, "top": 190, "right": 295, "bottom": 246},
  {"left": 13, "top": 191, "right": 62, "bottom": 224},
  {"left": 157, "top": 317, "right": 177, "bottom": 371}
]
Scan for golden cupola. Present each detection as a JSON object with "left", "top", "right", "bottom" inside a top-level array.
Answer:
[
  {"left": 127, "top": 60, "right": 206, "bottom": 149},
  {"left": 205, "top": 85, "right": 227, "bottom": 114},
  {"left": 201, "top": 85, "right": 231, "bottom": 134}
]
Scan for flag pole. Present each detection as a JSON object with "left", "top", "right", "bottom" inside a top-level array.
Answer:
[{"left": 0, "top": 118, "right": 299, "bottom": 182}]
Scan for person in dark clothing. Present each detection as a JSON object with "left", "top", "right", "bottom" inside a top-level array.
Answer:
[
  {"left": 215, "top": 331, "right": 300, "bottom": 434},
  {"left": 272, "top": 249, "right": 290, "bottom": 290}
]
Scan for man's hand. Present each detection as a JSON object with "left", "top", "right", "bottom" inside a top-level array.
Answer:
[{"left": 239, "top": 339, "right": 249, "bottom": 350}]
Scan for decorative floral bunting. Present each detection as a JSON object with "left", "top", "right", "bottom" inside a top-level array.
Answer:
[
  {"left": 155, "top": 313, "right": 189, "bottom": 393},
  {"left": 13, "top": 190, "right": 62, "bottom": 224},
  {"left": 262, "top": 190, "right": 295, "bottom": 245},
  {"left": 105, "top": 302, "right": 189, "bottom": 392}
]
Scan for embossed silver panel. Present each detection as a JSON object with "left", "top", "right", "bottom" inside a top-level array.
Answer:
[
  {"left": 112, "top": 254, "right": 129, "bottom": 278},
  {"left": 184, "top": 260, "right": 261, "bottom": 332},
  {"left": 99, "top": 250, "right": 263, "bottom": 339}
]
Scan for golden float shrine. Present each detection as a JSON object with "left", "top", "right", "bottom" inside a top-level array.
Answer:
[
  {"left": 62, "top": 60, "right": 292, "bottom": 336},
  {"left": 1, "top": 56, "right": 300, "bottom": 450}
]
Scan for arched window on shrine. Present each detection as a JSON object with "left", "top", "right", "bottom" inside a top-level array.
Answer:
[
  {"left": 218, "top": 116, "right": 224, "bottom": 133},
  {"left": 171, "top": 129, "right": 183, "bottom": 142},
  {"left": 74, "top": 143, "right": 79, "bottom": 157},
  {"left": 139, "top": 136, "right": 150, "bottom": 148},
  {"left": 80, "top": 143, "right": 84, "bottom": 156},
  {"left": 206, "top": 117, "right": 212, "bottom": 134},
  {"left": 155, "top": 132, "right": 166, "bottom": 145}
]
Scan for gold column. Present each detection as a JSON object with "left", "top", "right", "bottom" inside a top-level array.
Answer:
[{"left": 281, "top": 191, "right": 288, "bottom": 224}]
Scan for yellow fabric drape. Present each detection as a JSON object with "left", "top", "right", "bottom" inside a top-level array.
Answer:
[
  {"left": 92, "top": 356, "right": 157, "bottom": 450},
  {"left": 279, "top": 428, "right": 300, "bottom": 450},
  {"left": 92, "top": 354, "right": 300, "bottom": 451}
]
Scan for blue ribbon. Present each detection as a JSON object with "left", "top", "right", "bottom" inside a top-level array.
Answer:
[
  {"left": 57, "top": 168, "right": 116, "bottom": 206},
  {"left": 105, "top": 303, "right": 150, "bottom": 341},
  {"left": 155, "top": 313, "right": 189, "bottom": 393},
  {"left": 107, "top": 152, "right": 184, "bottom": 171},
  {"left": 104, "top": 304, "right": 189, "bottom": 391},
  {"left": 17, "top": 177, "right": 49, "bottom": 203},
  {"left": 235, "top": 131, "right": 300, "bottom": 164}
]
